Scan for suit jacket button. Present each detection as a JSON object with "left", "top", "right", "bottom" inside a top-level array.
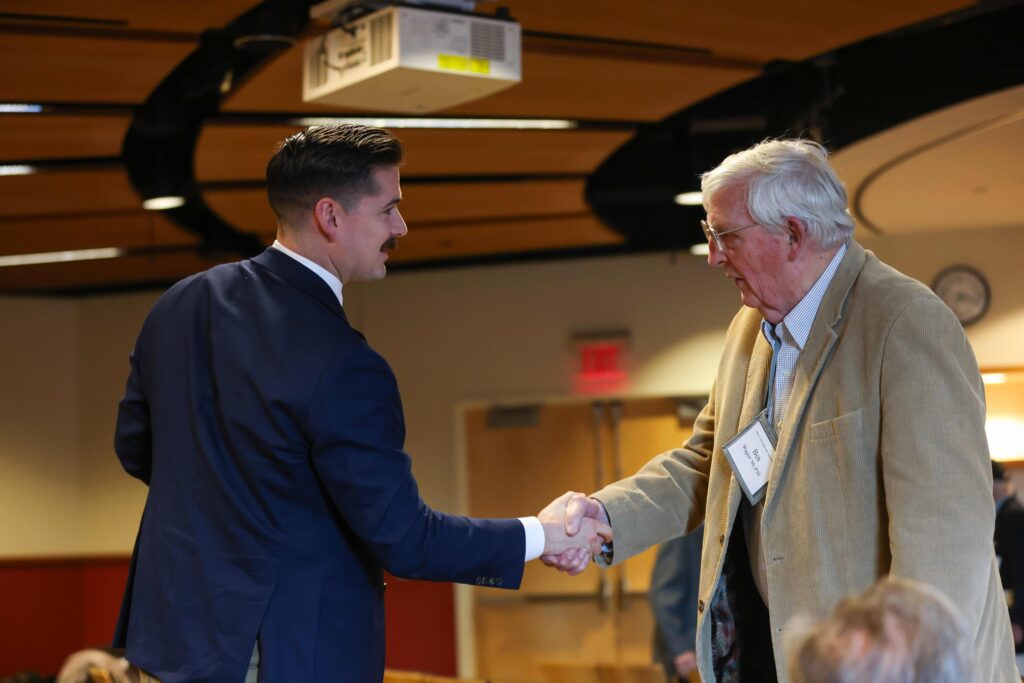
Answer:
[{"left": 698, "top": 599, "right": 705, "bottom": 614}]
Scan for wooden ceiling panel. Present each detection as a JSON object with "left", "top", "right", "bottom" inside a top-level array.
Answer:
[
  {"left": 389, "top": 213, "right": 622, "bottom": 264},
  {"left": 396, "top": 129, "right": 631, "bottom": 176},
  {"left": 401, "top": 179, "right": 588, "bottom": 223},
  {"left": 221, "top": 41, "right": 755, "bottom": 121},
  {"left": 0, "top": 0, "right": 256, "bottom": 34},
  {"left": 219, "top": 45, "right": 319, "bottom": 114},
  {"left": 0, "top": 250, "right": 234, "bottom": 292},
  {"left": 0, "top": 212, "right": 196, "bottom": 256},
  {"left": 203, "top": 189, "right": 276, "bottom": 234},
  {"left": 0, "top": 33, "right": 192, "bottom": 103},
  {"left": 443, "top": 50, "right": 753, "bottom": 121},
  {"left": 195, "top": 125, "right": 632, "bottom": 181},
  {"left": 203, "top": 179, "right": 589, "bottom": 232},
  {"left": 0, "top": 114, "right": 130, "bottom": 161},
  {"left": 502, "top": 1, "right": 974, "bottom": 61},
  {"left": 0, "top": 168, "right": 139, "bottom": 217}
]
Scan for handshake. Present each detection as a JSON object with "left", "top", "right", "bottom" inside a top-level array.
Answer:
[{"left": 537, "top": 491, "right": 613, "bottom": 575}]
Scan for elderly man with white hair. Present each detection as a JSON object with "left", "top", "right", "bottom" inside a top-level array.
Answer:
[
  {"left": 543, "top": 138, "right": 1018, "bottom": 682},
  {"left": 786, "top": 576, "right": 973, "bottom": 683}
]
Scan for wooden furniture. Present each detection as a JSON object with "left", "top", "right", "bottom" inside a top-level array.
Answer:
[
  {"left": 539, "top": 661, "right": 602, "bottom": 683},
  {"left": 597, "top": 662, "right": 667, "bottom": 683},
  {"left": 383, "top": 671, "right": 426, "bottom": 683}
]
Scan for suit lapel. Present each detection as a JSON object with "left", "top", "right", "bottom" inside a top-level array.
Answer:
[
  {"left": 723, "top": 318, "right": 774, "bottom": 525},
  {"left": 766, "top": 241, "right": 868, "bottom": 496},
  {"left": 251, "top": 247, "right": 347, "bottom": 321},
  {"left": 739, "top": 334, "right": 773, "bottom": 427}
]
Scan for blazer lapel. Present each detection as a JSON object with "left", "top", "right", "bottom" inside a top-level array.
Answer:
[
  {"left": 251, "top": 247, "right": 347, "bottom": 321},
  {"left": 766, "top": 241, "right": 868, "bottom": 495},
  {"left": 723, "top": 318, "right": 774, "bottom": 524},
  {"left": 739, "top": 333, "right": 773, "bottom": 427}
]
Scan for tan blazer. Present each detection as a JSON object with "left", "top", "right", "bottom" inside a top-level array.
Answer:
[{"left": 593, "top": 241, "right": 1018, "bottom": 682}]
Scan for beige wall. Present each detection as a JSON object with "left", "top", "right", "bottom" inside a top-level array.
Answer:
[
  {"left": 74, "top": 294, "right": 160, "bottom": 553},
  {"left": 2, "top": 223, "right": 1024, "bottom": 556},
  {"left": 0, "top": 297, "right": 82, "bottom": 555}
]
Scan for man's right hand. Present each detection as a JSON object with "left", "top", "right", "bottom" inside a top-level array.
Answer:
[{"left": 537, "top": 491, "right": 612, "bottom": 575}]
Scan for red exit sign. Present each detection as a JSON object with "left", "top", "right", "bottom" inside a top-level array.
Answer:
[{"left": 573, "top": 331, "right": 629, "bottom": 394}]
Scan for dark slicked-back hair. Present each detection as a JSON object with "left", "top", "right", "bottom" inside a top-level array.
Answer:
[{"left": 266, "top": 124, "right": 403, "bottom": 226}]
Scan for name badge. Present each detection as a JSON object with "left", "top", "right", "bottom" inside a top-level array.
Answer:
[{"left": 722, "top": 408, "right": 778, "bottom": 505}]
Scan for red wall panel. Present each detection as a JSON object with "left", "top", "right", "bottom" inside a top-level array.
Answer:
[{"left": 0, "top": 558, "right": 456, "bottom": 678}]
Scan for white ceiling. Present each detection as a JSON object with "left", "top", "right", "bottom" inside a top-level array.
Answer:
[{"left": 834, "top": 84, "right": 1024, "bottom": 236}]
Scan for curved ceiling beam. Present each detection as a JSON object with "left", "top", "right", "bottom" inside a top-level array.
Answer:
[
  {"left": 123, "top": 0, "right": 313, "bottom": 256},
  {"left": 586, "top": 2, "right": 1024, "bottom": 253}
]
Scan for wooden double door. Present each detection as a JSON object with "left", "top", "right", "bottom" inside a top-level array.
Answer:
[{"left": 464, "top": 397, "right": 701, "bottom": 681}]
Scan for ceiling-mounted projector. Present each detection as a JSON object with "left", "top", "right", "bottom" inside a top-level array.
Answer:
[{"left": 303, "top": 2, "right": 521, "bottom": 113}]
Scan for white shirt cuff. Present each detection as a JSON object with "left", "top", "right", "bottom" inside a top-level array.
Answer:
[{"left": 519, "top": 516, "right": 545, "bottom": 562}]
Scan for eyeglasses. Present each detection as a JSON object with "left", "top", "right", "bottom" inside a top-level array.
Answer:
[{"left": 700, "top": 219, "right": 756, "bottom": 251}]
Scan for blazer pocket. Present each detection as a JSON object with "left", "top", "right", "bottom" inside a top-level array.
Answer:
[
  {"left": 808, "top": 409, "right": 863, "bottom": 446},
  {"left": 802, "top": 409, "right": 866, "bottom": 591}
]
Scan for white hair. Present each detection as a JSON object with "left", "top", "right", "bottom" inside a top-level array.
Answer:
[{"left": 701, "top": 138, "right": 855, "bottom": 249}]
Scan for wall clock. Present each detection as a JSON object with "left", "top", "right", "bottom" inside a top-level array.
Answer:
[{"left": 932, "top": 265, "right": 990, "bottom": 326}]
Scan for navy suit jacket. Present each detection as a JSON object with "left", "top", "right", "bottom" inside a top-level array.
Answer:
[{"left": 113, "top": 247, "right": 524, "bottom": 682}]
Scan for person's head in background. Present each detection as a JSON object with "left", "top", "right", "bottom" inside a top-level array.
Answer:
[
  {"left": 992, "top": 460, "right": 1016, "bottom": 506},
  {"left": 786, "top": 576, "right": 973, "bottom": 683}
]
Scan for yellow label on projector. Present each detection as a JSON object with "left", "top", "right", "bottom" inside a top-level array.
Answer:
[{"left": 438, "top": 54, "right": 490, "bottom": 74}]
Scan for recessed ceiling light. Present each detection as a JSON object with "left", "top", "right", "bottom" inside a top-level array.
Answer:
[
  {"left": 0, "top": 247, "right": 124, "bottom": 268},
  {"left": 293, "top": 116, "right": 578, "bottom": 130},
  {"left": 982, "top": 373, "right": 1007, "bottom": 385},
  {"left": 689, "top": 243, "right": 710, "bottom": 256},
  {"left": 0, "top": 164, "right": 37, "bottom": 176},
  {"left": 142, "top": 196, "right": 186, "bottom": 210},
  {"left": 0, "top": 103, "right": 44, "bottom": 113},
  {"left": 674, "top": 191, "right": 703, "bottom": 206}
]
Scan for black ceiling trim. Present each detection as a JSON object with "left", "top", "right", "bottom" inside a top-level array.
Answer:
[
  {"left": 122, "top": 0, "right": 316, "bottom": 257},
  {"left": 411, "top": 211, "right": 593, "bottom": 229},
  {"left": 0, "top": 156, "right": 122, "bottom": 171},
  {"left": 0, "top": 105, "right": 642, "bottom": 130},
  {"left": 0, "top": 20, "right": 197, "bottom": 43},
  {"left": 14, "top": 236, "right": 707, "bottom": 297},
  {"left": 522, "top": 31, "right": 762, "bottom": 71},
  {"left": 585, "top": 1, "right": 1024, "bottom": 251},
  {"left": 0, "top": 103, "right": 138, "bottom": 115},
  {"left": 0, "top": 11, "right": 128, "bottom": 27},
  {"left": 386, "top": 242, "right": 685, "bottom": 275},
  {"left": 210, "top": 111, "right": 642, "bottom": 130},
  {"left": 199, "top": 172, "right": 589, "bottom": 193},
  {"left": 0, "top": 208, "right": 161, "bottom": 223},
  {"left": 28, "top": 243, "right": 668, "bottom": 297}
]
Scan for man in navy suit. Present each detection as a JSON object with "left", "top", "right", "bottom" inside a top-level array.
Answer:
[{"left": 113, "top": 124, "right": 610, "bottom": 683}]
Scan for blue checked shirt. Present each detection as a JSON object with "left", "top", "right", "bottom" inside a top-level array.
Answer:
[
  {"left": 761, "top": 243, "right": 847, "bottom": 433},
  {"left": 746, "top": 242, "right": 848, "bottom": 606}
]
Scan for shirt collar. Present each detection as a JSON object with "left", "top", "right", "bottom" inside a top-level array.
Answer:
[
  {"left": 271, "top": 240, "right": 343, "bottom": 307},
  {"left": 762, "top": 242, "right": 847, "bottom": 350}
]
